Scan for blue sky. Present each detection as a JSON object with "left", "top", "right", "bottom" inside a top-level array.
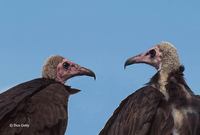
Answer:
[{"left": 0, "top": 0, "right": 200, "bottom": 135}]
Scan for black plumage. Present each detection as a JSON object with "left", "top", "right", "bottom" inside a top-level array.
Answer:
[
  {"left": 100, "top": 68, "right": 200, "bottom": 135},
  {"left": 0, "top": 78, "right": 79, "bottom": 135},
  {"left": 99, "top": 86, "right": 163, "bottom": 135}
]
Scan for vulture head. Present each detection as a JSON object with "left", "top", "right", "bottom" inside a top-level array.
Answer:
[
  {"left": 42, "top": 55, "right": 96, "bottom": 84},
  {"left": 124, "top": 41, "right": 181, "bottom": 74}
]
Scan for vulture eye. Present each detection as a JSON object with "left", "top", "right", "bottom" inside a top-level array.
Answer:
[
  {"left": 63, "top": 62, "right": 70, "bottom": 70},
  {"left": 149, "top": 49, "right": 156, "bottom": 58}
]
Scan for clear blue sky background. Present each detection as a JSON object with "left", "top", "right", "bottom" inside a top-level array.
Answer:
[{"left": 0, "top": 0, "right": 200, "bottom": 135}]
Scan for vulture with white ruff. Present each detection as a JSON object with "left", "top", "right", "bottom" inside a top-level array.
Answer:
[
  {"left": 0, "top": 55, "right": 95, "bottom": 135},
  {"left": 99, "top": 42, "right": 200, "bottom": 135}
]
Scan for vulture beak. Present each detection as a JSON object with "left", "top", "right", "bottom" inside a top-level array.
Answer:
[
  {"left": 124, "top": 53, "right": 146, "bottom": 68},
  {"left": 76, "top": 66, "right": 96, "bottom": 80},
  {"left": 124, "top": 50, "right": 159, "bottom": 69}
]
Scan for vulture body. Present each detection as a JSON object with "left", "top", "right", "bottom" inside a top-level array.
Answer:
[
  {"left": 0, "top": 55, "right": 95, "bottom": 135},
  {"left": 99, "top": 42, "right": 200, "bottom": 135},
  {"left": 0, "top": 78, "right": 75, "bottom": 135}
]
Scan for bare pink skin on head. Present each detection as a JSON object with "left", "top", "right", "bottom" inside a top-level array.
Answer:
[
  {"left": 124, "top": 45, "right": 163, "bottom": 70},
  {"left": 124, "top": 42, "right": 181, "bottom": 100},
  {"left": 56, "top": 59, "right": 96, "bottom": 84}
]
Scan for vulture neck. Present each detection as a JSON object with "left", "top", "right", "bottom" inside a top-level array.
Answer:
[
  {"left": 157, "top": 69, "right": 170, "bottom": 100},
  {"left": 149, "top": 66, "right": 193, "bottom": 101}
]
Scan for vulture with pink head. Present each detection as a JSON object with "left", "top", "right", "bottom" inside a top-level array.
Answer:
[
  {"left": 99, "top": 42, "right": 200, "bottom": 135},
  {"left": 0, "top": 55, "right": 95, "bottom": 135}
]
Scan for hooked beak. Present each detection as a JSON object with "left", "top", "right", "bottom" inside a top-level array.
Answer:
[
  {"left": 124, "top": 52, "right": 160, "bottom": 69},
  {"left": 77, "top": 67, "right": 96, "bottom": 80},
  {"left": 124, "top": 53, "right": 145, "bottom": 68}
]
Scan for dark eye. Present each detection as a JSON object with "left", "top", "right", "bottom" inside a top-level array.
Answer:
[
  {"left": 149, "top": 49, "right": 156, "bottom": 58},
  {"left": 63, "top": 62, "right": 70, "bottom": 69}
]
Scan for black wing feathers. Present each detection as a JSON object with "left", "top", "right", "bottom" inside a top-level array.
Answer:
[
  {"left": 0, "top": 78, "right": 70, "bottom": 135},
  {"left": 99, "top": 86, "right": 163, "bottom": 135},
  {"left": 0, "top": 78, "right": 54, "bottom": 122}
]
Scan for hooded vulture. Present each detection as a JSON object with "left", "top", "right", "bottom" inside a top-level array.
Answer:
[
  {"left": 99, "top": 42, "right": 200, "bottom": 135},
  {"left": 0, "top": 55, "right": 95, "bottom": 135}
]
